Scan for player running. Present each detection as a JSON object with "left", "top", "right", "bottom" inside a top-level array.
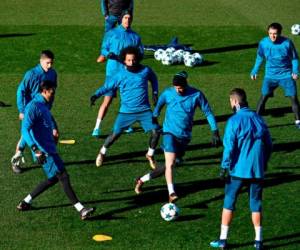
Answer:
[
  {"left": 91, "top": 46, "right": 160, "bottom": 169},
  {"left": 251, "top": 22, "right": 300, "bottom": 128},
  {"left": 92, "top": 11, "right": 143, "bottom": 137},
  {"left": 11, "top": 50, "right": 58, "bottom": 174},
  {"left": 17, "top": 80, "right": 95, "bottom": 220},
  {"left": 134, "top": 71, "right": 221, "bottom": 203},
  {"left": 210, "top": 88, "right": 272, "bottom": 250}
]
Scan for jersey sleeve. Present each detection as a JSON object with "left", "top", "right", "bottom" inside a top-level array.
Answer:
[
  {"left": 22, "top": 104, "right": 39, "bottom": 148},
  {"left": 16, "top": 71, "right": 31, "bottom": 114},
  {"left": 148, "top": 68, "right": 158, "bottom": 94},
  {"left": 153, "top": 90, "right": 167, "bottom": 117},
  {"left": 197, "top": 92, "right": 218, "bottom": 131},
  {"left": 221, "top": 118, "right": 235, "bottom": 169},
  {"left": 94, "top": 75, "right": 119, "bottom": 97},
  {"left": 290, "top": 41, "right": 299, "bottom": 75},
  {"left": 250, "top": 41, "right": 265, "bottom": 76},
  {"left": 101, "top": 0, "right": 108, "bottom": 16}
]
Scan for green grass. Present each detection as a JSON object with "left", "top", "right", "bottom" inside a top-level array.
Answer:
[{"left": 1, "top": 1, "right": 300, "bottom": 249}]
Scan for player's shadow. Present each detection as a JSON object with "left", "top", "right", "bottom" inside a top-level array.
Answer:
[
  {"left": 0, "top": 101, "right": 12, "bottom": 107},
  {"left": 272, "top": 141, "right": 300, "bottom": 153},
  {"left": 0, "top": 33, "right": 35, "bottom": 39},
  {"left": 227, "top": 232, "right": 300, "bottom": 249},
  {"left": 193, "top": 42, "right": 258, "bottom": 54}
]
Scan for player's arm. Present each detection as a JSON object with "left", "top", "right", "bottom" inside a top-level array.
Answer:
[
  {"left": 250, "top": 42, "right": 265, "bottom": 80},
  {"left": 197, "top": 92, "right": 221, "bottom": 147},
  {"left": 220, "top": 119, "right": 235, "bottom": 179},
  {"left": 148, "top": 68, "right": 159, "bottom": 105},
  {"left": 152, "top": 90, "right": 167, "bottom": 122},
  {"left": 262, "top": 126, "right": 273, "bottom": 170},
  {"left": 16, "top": 71, "right": 31, "bottom": 119},
  {"left": 100, "top": 31, "right": 112, "bottom": 57},
  {"left": 101, "top": 0, "right": 109, "bottom": 17},
  {"left": 90, "top": 77, "right": 119, "bottom": 105},
  {"left": 290, "top": 41, "right": 299, "bottom": 80}
]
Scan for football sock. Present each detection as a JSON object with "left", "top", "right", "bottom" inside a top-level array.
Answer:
[
  {"left": 94, "top": 118, "right": 102, "bottom": 129},
  {"left": 167, "top": 183, "right": 175, "bottom": 195},
  {"left": 24, "top": 194, "right": 32, "bottom": 204},
  {"left": 140, "top": 174, "right": 150, "bottom": 183},
  {"left": 100, "top": 146, "right": 107, "bottom": 155},
  {"left": 220, "top": 224, "right": 229, "bottom": 240},
  {"left": 147, "top": 148, "right": 155, "bottom": 156},
  {"left": 254, "top": 226, "right": 262, "bottom": 241},
  {"left": 74, "top": 202, "right": 84, "bottom": 212}
]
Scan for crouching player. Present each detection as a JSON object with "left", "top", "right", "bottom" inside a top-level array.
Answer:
[
  {"left": 91, "top": 46, "right": 160, "bottom": 169},
  {"left": 17, "top": 80, "right": 94, "bottom": 220},
  {"left": 210, "top": 88, "right": 272, "bottom": 250},
  {"left": 135, "top": 71, "right": 221, "bottom": 203}
]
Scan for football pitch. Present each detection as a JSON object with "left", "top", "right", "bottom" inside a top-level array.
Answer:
[{"left": 1, "top": 0, "right": 300, "bottom": 249}]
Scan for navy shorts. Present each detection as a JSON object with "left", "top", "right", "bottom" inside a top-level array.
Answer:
[
  {"left": 262, "top": 77, "right": 297, "bottom": 96},
  {"left": 113, "top": 110, "right": 159, "bottom": 134},
  {"left": 161, "top": 133, "right": 190, "bottom": 154},
  {"left": 43, "top": 154, "right": 65, "bottom": 179},
  {"left": 223, "top": 177, "right": 263, "bottom": 212}
]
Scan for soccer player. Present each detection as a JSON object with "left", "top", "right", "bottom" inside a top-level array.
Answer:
[
  {"left": 101, "top": 0, "right": 134, "bottom": 32},
  {"left": 90, "top": 46, "right": 160, "bottom": 169},
  {"left": 134, "top": 71, "right": 221, "bottom": 203},
  {"left": 17, "top": 80, "right": 95, "bottom": 220},
  {"left": 92, "top": 11, "right": 143, "bottom": 137},
  {"left": 210, "top": 88, "right": 272, "bottom": 250},
  {"left": 251, "top": 22, "right": 300, "bottom": 128},
  {"left": 11, "top": 50, "right": 59, "bottom": 174}
]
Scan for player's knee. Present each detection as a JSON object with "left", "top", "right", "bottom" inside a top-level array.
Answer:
[
  {"left": 250, "top": 198, "right": 262, "bottom": 212},
  {"left": 57, "top": 171, "right": 69, "bottom": 182},
  {"left": 223, "top": 194, "right": 237, "bottom": 211}
]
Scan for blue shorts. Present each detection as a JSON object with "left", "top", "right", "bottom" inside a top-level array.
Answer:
[
  {"left": 113, "top": 110, "right": 159, "bottom": 134},
  {"left": 162, "top": 133, "right": 190, "bottom": 154},
  {"left": 262, "top": 77, "right": 297, "bottom": 97},
  {"left": 43, "top": 154, "right": 65, "bottom": 179},
  {"left": 223, "top": 177, "right": 263, "bottom": 212}
]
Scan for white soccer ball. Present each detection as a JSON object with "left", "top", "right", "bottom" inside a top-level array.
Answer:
[
  {"left": 161, "top": 54, "right": 174, "bottom": 65},
  {"left": 183, "top": 51, "right": 191, "bottom": 60},
  {"left": 160, "top": 203, "right": 180, "bottom": 221},
  {"left": 173, "top": 49, "right": 184, "bottom": 64},
  {"left": 165, "top": 47, "right": 176, "bottom": 54},
  {"left": 291, "top": 24, "right": 300, "bottom": 35},
  {"left": 192, "top": 53, "right": 204, "bottom": 65},
  {"left": 184, "top": 55, "right": 196, "bottom": 67},
  {"left": 154, "top": 49, "right": 165, "bottom": 61}
]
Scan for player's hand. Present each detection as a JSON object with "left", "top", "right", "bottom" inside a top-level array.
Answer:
[
  {"left": 19, "top": 113, "right": 24, "bottom": 120},
  {"left": 292, "top": 73, "right": 299, "bottom": 80},
  {"left": 52, "top": 129, "right": 59, "bottom": 144},
  {"left": 211, "top": 130, "right": 222, "bottom": 147},
  {"left": 97, "top": 55, "right": 106, "bottom": 63},
  {"left": 90, "top": 95, "right": 98, "bottom": 106},
  {"left": 107, "top": 52, "right": 118, "bottom": 60},
  {"left": 152, "top": 93, "right": 158, "bottom": 106},
  {"left": 251, "top": 74, "right": 257, "bottom": 80},
  {"left": 219, "top": 168, "right": 228, "bottom": 181},
  {"left": 31, "top": 145, "right": 46, "bottom": 165}
]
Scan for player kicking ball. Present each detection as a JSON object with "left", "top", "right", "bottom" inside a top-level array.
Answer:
[
  {"left": 17, "top": 80, "right": 94, "bottom": 220},
  {"left": 134, "top": 71, "right": 221, "bottom": 203},
  {"left": 91, "top": 46, "right": 160, "bottom": 169}
]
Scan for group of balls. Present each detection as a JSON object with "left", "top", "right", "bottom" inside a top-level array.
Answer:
[
  {"left": 154, "top": 48, "right": 204, "bottom": 67},
  {"left": 291, "top": 24, "right": 300, "bottom": 35}
]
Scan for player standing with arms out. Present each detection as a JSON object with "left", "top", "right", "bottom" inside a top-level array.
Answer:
[
  {"left": 100, "top": 0, "right": 133, "bottom": 33},
  {"left": 11, "top": 50, "right": 58, "bottom": 174},
  {"left": 251, "top": 22, "right": 300, "bottom": 128},
  {"left": 134, "top": 71, "right": 221, "bottom": 203},
  {"left": 17, "top": 80, "right": 95, "bottom": 220},
  {"left": 92, "top": 11, "right": 144, "bottom": 137},
  {"left": 210, "top": 88, "right": 272, "bottom": 250},
  {"left": 91, "top": 46, "right": 160, "bottom": 169}
]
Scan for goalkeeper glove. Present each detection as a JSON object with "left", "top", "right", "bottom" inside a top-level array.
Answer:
[
  {"left": 31, "top": 145, "right": 46, "bottom": 165},
  {"left": 211, "top": 130, "right": 221, "bottom": 147}
]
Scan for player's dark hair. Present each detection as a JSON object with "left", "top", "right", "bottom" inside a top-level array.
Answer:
[
  {"left": 40, "top": 50, "right": 54, "bottom": 60},
  {"left": 39, "top": 80, "right": 56, "bottom": 92},
  {"left": 119, "top": 46, "right": 143, "bottom": 64},
  {"left": 230, "top": 88, "right": 248, "bottom": 107},
  {"left": 268, "top": 22, "right": 282, "bottom": 34},
  {"left": 173, "top": 71, "right": 188, "bottom": 87}
]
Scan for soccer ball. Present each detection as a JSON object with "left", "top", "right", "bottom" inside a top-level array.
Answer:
[
  {"left": 193, "top": 53, "right": 204, "bottom": 65},
  {"left": 161, "top": 54, "right": 174, "bottom": 65},
  {"left": 173, "top": 49, "right": 184, "bottom": 64},
  {"left": 184, "top": 55, "right": 196, "bottom": 67},
  {"left": 160, "top": 203, "right": 180, "bottom": 221},
  {"left": 291, "top": 24, "right": 300, "bottom": 35},
  {"left": 154, "top": 49, "right": 165, "bottom": 61},
  {"left": 165, "top": 47, "right": 176, "bottom": 54}
]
